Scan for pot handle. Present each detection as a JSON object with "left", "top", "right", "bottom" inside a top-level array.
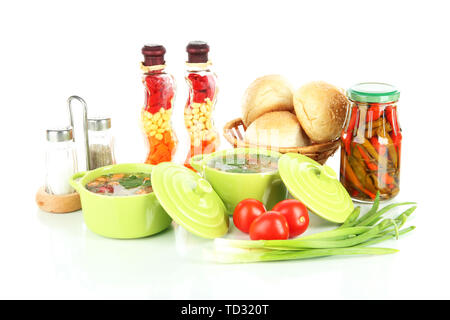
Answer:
[
  {"left": 189, "top": 154, "right": 206, "bottom": 171},
  {"left": 69, "top": 171, "right": 88, "bottom": 193}
]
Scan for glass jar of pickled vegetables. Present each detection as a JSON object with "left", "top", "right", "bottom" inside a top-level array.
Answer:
[
  {"left": 140, "top": 44, "right": 177, "bottom": 165},
  {"left": 340, "top": 83, "right": 402, "bottom": 202},
  {"left": 183, "top": 41, "right": 219, "bottom": 170}
]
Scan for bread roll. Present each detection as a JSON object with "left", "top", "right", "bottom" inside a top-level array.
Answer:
[
  {"left": 293, "top": 81, "right": 349, "bottom": 143},
  {"left": 242, "top": 75, "right": 294, "bottom": 127},
  {"left": 245, "top": 111, "right": 310, "bottom": 148}
]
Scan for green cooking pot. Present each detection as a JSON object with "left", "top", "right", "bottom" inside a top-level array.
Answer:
[
  {"left": 69, "top": 163, "right": 172, "bottom": 239},
  {"left": 190, "top": 148, "right": 288, "bottom": 214}
]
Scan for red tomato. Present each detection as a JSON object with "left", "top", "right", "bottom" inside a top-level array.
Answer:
[
  {"left": 272, "top": 200, "right": 309, "bottom": 238},
  {"left": 249, "top": 211, "right": 289, "bottom": 240},
  {"left": 233, "top": 199, "right": 266, "bottom": 233}
]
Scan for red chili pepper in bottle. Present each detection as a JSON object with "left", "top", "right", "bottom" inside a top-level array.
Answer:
[
  {"left": 341, "top": 106, "right": 358, "bottom": 154},
  {"left": 366, "top": 104, "right": 384, "bottom": 122},
  {"left": 183, "top": 41, "right": 219, "bottom": 170},
  {"left": 140, "top": 44, "right": 177, "bottom": 165},
  {"left": 370, "top": 136, "right": 387, "bottom": 156},
  {"left": 386, "top": 105, "right": 402, "bottom": 161},
  {"left": 356, "top": 145, "right": 378, "bottom": 171}
]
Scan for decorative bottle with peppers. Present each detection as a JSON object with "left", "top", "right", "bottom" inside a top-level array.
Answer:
[
  {"left": 184, "top": 41, "right": 219, "bottom": 169},
  {"left": 340, "top": 83, "right": 402, "bottom": 202},
  {"left": 140, "top": 44, "right": 177, "bottom": 164}
]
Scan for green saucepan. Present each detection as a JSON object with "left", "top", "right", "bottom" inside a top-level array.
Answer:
[
  {"left": 69, "top": 163, "right": 172, "bottom": 239},
  {"left": 190, "top": 148, "right": 288, "bottom": 214}
]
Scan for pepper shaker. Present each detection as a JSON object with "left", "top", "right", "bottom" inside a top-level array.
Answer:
[{"left": 88, "top": 117, "right": 116, "bottom": 169}]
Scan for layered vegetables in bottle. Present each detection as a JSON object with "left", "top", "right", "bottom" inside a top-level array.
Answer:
[
  {"left": 140, "top": 45, "right": 177, "bottom": 165},
  {"left": 184, "top": 41, "right": 220, "bottom": 169}
]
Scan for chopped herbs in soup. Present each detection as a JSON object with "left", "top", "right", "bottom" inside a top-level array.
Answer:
[
  {"left": 86, "top": 173, "right": 152, "bottom": 196},
  {"left": 206, "top": 153, "right": 279, "bottom": 173}
]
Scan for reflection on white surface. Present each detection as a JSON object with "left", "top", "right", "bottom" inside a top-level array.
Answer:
[
  {"left": 174, "top": 223, "right": 206, "bottom": 260},
  {"left": 0, "top": 178, "right": 445, "bottom": 299},
  {"left": 0, "top": 156, "right": 441, "bottom": 299}
]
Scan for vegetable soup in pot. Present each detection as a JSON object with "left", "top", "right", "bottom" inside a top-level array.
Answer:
[
  {"left": 206, "top": 153, "right": 279, "bottom": 173},
  {"left": 86, "top": 173, "right": 153, "bottom": 196}
]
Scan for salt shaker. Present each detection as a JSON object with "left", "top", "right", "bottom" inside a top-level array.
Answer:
[
  {"left": 45, "top": 127, "right": 78, "bottom": 195},
  {"left": 88, "top": 117, "right": 116, "bottom": 169}
]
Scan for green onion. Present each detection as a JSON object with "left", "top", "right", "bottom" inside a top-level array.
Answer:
[
  {"left": 300, "top": 226, "right": 371, "bottom": 240},
  {"left": 214, "top": 200, "right": 417, "bottom": 264},
  {"left": 213, "top": 247, "right": 398, "bottom": 264},
  {"left": 357, "top": 201, "right": 416, "bottom": 226},
  {"left": 228, "top": 225, "right": 382, "bottom": 250},
  {"left": 338, "top": 207, "right": 361, "bottom": 229},
  {"left": 351, "top": 191, "right": 380, "bottom": 227},
  {"left": 356, "top": 226, "right": 415, "bottom": 247}
]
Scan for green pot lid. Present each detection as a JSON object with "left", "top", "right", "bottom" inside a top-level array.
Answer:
[
  {"left": 278, "top": 153, "right": 353, "bottom": 223},
  {"left": 151, "top": 162, "right": 229, "bottom": 239},
  {"left": 347, "top": 82, "right": 400, "bottom": 103}
]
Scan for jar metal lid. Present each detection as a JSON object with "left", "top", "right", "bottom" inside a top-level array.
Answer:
[
  {"left": 46, "top": 127, "right": 73, "bottom": 142},
  {"left": 347, "top": 82, "right": 400, "bottom": 103},
  {"left": 88, "top": 117, "right": 111, "bottom": 131}
]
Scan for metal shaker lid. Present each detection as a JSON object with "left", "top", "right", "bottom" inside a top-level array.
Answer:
[
  {"left": 46, "top": 127, "right": 73, "bottom": 142},
  {"left": 88, "top": 117, "right": 111, "bottom": 131}
]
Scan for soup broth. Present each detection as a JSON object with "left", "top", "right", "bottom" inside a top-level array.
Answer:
[
  {"left": 206, "top": 153, "right": 279, "bottom": 173},
  {"left": 86, "top": 172, "right": 153, "bottom": 196}
]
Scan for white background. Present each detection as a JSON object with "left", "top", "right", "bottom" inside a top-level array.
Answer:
[{"left": 0, "top": 0, "right": 449, "bottom": 299}]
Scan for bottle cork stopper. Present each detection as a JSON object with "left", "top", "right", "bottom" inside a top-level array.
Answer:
[
  {"left": 186, "top": 41, "right": 210, "bottom": 63},
  {"left": 142, "top": 44, "right": 166, "bottom": 66}
]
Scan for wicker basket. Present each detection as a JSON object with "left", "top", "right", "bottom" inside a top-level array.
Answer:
[{"left": 223, "top": 118, "right": 340, "bottom": 165}]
